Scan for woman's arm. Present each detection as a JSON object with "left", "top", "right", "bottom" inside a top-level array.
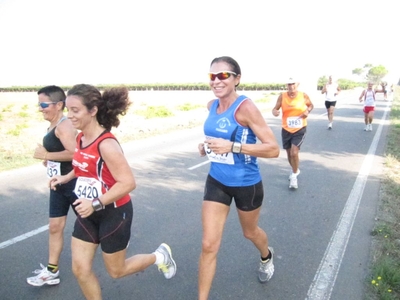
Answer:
[
  {"left": 236, "top": 100, "right": 280, "bottom": 158},
  {"left": 98, "top": 138, "right": 136, "bottom": 206}
]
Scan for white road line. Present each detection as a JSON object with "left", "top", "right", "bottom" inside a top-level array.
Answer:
[
  {"left": 1, "top": 148, "right": 208, "bottom": 250},
  {"left": 0, "top": 225, "right": 48, "bottom": 249},
  {"left": 188, "top": 160, "right": 210, "bottom": 170},
  {"left": 306, "top": 101, "right": 390, "bottom": 300}
]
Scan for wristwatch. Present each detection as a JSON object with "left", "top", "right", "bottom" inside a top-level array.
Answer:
[
  {"left": 92, "top": 198, "right": 104, "bottom": 212},
  {"left": 231, "top": 142, "right": 242, "bottom": 154}
]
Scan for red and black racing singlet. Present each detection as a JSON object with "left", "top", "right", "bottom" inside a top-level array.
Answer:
[{"left": 72, "top": 130, "right": 130, "bottom": 207}]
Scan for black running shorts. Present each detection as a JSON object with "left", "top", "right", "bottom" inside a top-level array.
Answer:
[
  {"left": 281, "top": 127, "right": 307, "bottom": 150},
  {"left": 325, "top": 101, "right": 337, "bottom": 109},
  {"left": 203, "top": 175, "right": 264, "bottom": 211},
  {"left": 49, "top": 178, "right": 77, "bottom": 218},
  {"left": 72, "top": 200, "right": 133, "bottom": 253}
]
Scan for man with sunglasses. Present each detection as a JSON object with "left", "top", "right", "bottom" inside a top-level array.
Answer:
[
  {"left": 27, "top": 86, "right": 78, "bottom": 287},
  {"left": 272, "top": 78, "right": 314, "bottom": 189}
]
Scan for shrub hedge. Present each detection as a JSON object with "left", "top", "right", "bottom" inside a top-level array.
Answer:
[{"left": 0, "top": 81, "right": 364, "bottom": 92}]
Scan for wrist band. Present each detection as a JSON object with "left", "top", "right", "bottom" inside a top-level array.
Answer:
[{"left": 92, "top": 198, "right": 104, "bottom": 211}]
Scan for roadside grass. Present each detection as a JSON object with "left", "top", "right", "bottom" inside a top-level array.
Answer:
[
  {"left": 0, "top": 90, "right": 275, "bottom": 172},
  {"left": 366, "top": 86, "right": 400, "bottom": 300},
  {"left": 0, "top": 101, "right": 43, "bottom": 171},
  {"left": 177, "top": 103, "right": 203, "bottom": 111},
  {"left": 134, "top": 105, "right": 174, "bottom": 119}
]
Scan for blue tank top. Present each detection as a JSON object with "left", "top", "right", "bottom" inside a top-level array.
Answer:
[{"left": 203, "top": 95, "right": 261, "bottom": 186}]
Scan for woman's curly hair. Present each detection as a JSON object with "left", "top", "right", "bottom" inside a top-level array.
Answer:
[{"left": 67, "top": 84, "right": 131, "bottom": 131}]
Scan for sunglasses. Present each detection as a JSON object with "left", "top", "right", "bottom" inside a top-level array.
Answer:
[
  {"left": 38, "top": 102, "right": 57, "bottom": 109},
  {"left": 208, "top": 71, "right": 237, "bottom": 81}
]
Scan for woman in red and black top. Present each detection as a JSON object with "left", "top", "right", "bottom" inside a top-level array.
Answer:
[{"left": 50, "top": 84, "right": 176, "bottom": 299}]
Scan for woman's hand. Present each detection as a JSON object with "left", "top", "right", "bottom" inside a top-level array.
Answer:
[
  {"left": 73, "top": 198, "right": 94, "bottom": 218},
  {"left": 49, "top": 175, "right": 67, "bottom": 190},
  {"left": 205, "top": 138, "right": 232, "bottom": 154},
  {"left": 198, "top": 143, "right": 206, "bottom": 156},
  {"left": 34, "top": 144, "right": 47, "bottom": 160}
]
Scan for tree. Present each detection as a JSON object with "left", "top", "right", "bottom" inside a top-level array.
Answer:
[
  {"left": 352, "top": 68, "right": 364, "bottom": 76},
  {"left": 317, "top": 76, "right": 361, "bottom": 90},
  {"left": 352, "top": 64, "right": 388, "bottom": 85},
  {"left": 367, "top": 65, "right": 388, "bottom": 84},
  {"left": 318, "top": 75, "right": 328, "bottom": 87}
]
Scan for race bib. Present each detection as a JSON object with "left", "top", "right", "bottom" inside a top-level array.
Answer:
[
  {"left": 47, "top": 161, "right": 61, "bottom": 178},
  {"left": 287, "top": 116, "right": 303, "bottom": 129},
  {"left": 204, "top": 142, "right": 234, "bottom": 165},
  {"left": 74, "top": 177, "right": 103, "bottom": 200}
]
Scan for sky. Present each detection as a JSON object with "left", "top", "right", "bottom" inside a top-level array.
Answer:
[{"left": 0, "top": 0, "right": 398, "bottom": 88}]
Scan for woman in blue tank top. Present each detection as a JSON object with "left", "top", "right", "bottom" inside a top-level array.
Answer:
[{"left": 197, "top": 56, "right": 280, "bottom": 299}]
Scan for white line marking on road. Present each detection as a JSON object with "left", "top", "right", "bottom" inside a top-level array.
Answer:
[
  {"left": 0, "top": 225, "right": 48, "bottom": 249},
  {"left": 306, "top": 102, "right": 390, "bottom": 300},
  {"left": 188, "top": 160, "right": 210, "bottom": 170},
  {"left": 1, "top": 156, "right": 208, "bottom": 250}
]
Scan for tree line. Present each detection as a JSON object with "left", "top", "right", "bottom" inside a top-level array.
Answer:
[
  {"left": 0, "top": 81, "right": 364, "bottom": 92},
  {"left": 0, "top": 64, "right": 392, "bottom": 92}
]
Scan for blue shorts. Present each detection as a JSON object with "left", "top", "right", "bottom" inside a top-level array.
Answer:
[
  {"left": 72, "top": 200, "right": 133, "bottom": 254},
  {"left": 203, "top": 175, "right": 264, "bottom": 211},
  {"left": 49, "top": 178, "right": 78, "bottom": 218}
]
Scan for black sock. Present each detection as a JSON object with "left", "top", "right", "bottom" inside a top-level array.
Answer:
[
  {"left": 47, "top": 264, "right": 58, "bottom": 273},
  {"left": 261, "top": 250, "right": 272, "bottom": 262}
]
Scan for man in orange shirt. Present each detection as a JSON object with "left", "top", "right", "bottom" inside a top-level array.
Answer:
[{"left": 272, "top": 78, "right": 314, "bottom": 189}]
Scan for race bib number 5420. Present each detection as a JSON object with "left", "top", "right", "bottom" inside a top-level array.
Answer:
[{"left": 74, "top": 177, "right": 103, "bottom": 200}]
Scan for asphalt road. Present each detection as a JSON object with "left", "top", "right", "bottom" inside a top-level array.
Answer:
[{"left": 0, "top": 89, "right": 391, "bottom": 300}]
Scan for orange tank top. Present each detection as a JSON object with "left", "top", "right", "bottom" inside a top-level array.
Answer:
[{"left": 281, "top": 92, "right": 307, "bottom": 133}]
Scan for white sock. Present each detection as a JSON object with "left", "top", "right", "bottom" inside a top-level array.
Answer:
[{"left": 153, "top": 251, "right": 164, "bottom": 265}]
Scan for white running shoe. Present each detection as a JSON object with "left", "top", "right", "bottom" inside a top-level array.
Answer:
[
  {"left": 368, "top": 124, "right": 373, "bottom": 131},
  {"left": 328, "top": 123, "right": 332, "bottom": 130},
  {"left": 258, "top": 247, "right": 274, "bottom": 283},
  {"left": 364, "top": 125, "right": 368, "bottom": 131},
  {"left": 27, "top": 263, "right": 60, "bottom": 286},
  {"left": 288, "top": 169, "right": 300, "bottom": 180},
  {"left": 289, "top": 174, "right": 298, "bottom": 189},
  {"left": 154, "top": 243, "right": 177, "bottom": 279}
]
